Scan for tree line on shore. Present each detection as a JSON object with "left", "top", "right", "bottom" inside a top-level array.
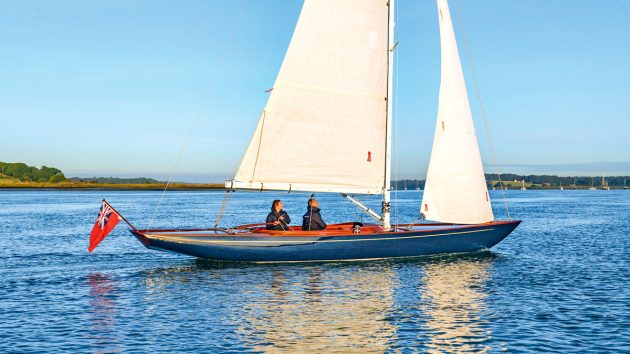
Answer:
[
  {"left": 485, "top": 173, "right": 627, "bottom": 188},
  {"left": 0, "top": 162, "right": 66, "bottom": 183},
  {"left": 2, "top": 161, "right": 627, "bottom": 188},
  {"left": 392, "top": 173, "right": 629, "bottom": 190},
  {"left": 0, "top": 162, "right": 167, "bottom": 184},
  {"left": 68, "top": 177, "right": 162, "bottom": 184}
]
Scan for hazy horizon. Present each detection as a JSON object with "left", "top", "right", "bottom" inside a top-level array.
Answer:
[{"left": 57, "top": 160, "right": 630, "bottom": 183}]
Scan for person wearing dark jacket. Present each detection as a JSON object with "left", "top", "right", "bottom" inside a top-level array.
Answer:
[
  {"left": 302, "top": 198, "right": 327, "bottom": 231},
  {"left": 266, "top": 200, "right": 291, "bottom": 231}
]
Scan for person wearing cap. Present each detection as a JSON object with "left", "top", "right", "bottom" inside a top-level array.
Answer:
[{"left": 302, "top": 197, "right": 327, "bottom": 231}]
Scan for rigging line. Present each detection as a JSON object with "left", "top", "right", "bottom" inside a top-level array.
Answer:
[
  {"left": 250, "top": 110, "right": 266, "bottom": 183},
  {"left": 148, "top": 107, "right": 203, "bottom": 230},
  {"left": 214, "top": 190, "right": 233, "bottom": 228},
  {"left": 451, "top": 0, "right": 511, "bottom": 219},
  {"left": 147, "top": 0, "right": 250, "bottom": 229}
]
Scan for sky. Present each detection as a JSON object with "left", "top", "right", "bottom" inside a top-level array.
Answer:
[{"left": 1, "top": 0, "right": 629, "bottom": 182}]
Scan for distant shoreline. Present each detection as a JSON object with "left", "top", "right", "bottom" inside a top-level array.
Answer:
[
  {"left": 1, "top": 182, "right": 627, "bottom": 191},
  {"left": 0, "top": 182, "right": 225, "bottom": 190}
]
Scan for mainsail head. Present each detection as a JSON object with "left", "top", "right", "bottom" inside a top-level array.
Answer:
[
  {"left": 421, "top": 0, "right": 494, "bottom": 224},
  {"left": 229, "top": 0, "right": 390, "bottom": 195}
]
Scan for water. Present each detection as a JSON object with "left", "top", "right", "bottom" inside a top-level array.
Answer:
[{"left": 1, "top": 190, "right": 628, "bottom": 353}]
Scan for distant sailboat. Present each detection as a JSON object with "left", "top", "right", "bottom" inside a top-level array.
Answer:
[
  {"left": 624, "top": 177, "right": 628, "bottom": 190},
  {"left": 520, "top": 179, "right": 526, "bottom": 191},
  {"left": 601, "top": 173, "right": 610, "bottom": 190},
  {"left": 559, "top": 183, "right": 563, "bottom": 191},
  {"left": 97, "top": 0, "right": 520, "bottom": 262},
  {"left": 416, "top": 179, "right": 420, "bottom": 191},
  {"left": 573, "top": 178, "right": 577, "bottom": 190}
]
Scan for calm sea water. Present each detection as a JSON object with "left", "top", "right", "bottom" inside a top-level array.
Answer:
[{"left": 0, "top": 189, "right": 628, "bottom": 353}]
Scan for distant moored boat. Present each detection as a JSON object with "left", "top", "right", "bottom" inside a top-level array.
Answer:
[{"left": 601, "top": 173, "right": 610, "bottom": 190}]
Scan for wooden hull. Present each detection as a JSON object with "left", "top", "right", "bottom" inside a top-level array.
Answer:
[{"left": 131, "top": 220, "right": 520, "bottom": 263}]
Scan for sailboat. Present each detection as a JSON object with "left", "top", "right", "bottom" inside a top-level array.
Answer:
[
  {"left": 520, "top": 179, "right": 526, "bottom": 191},
  {"left": 589, "top": 178, "right": 597, "bottom": 191},
  {"left": 601, "top": 173, "right": 610, "bottom": 190},
  {"left": 118, "top": 0, "right": 520, "bottom": 262},
  {"left": 624, "top": 177, "right": 627, "bottom": 190}
]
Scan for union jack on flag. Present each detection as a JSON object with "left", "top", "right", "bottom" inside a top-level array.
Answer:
[
  {"left": 95, "top": 203, "right": 115, "bottom": 229},
  {"left": 89, "top": 200, "right": 121, "bottom": 252}
]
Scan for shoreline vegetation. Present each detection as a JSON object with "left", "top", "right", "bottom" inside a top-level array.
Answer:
[
  {"left": 395, "top": 174, "right": 630, "bottom": 190},
  {"left": 1, "top": 162, "right": 628, "bottom": 190},
  {"left": 0, "top": 162, "right": 223, "bottom": 190},
  {"left": 0, "top": 180, "right": 224, "bottom": 190}
]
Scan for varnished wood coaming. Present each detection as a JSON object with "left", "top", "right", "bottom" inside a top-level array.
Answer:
[{"left": 133, "top": 220, "right": 519, "bottom": 238}]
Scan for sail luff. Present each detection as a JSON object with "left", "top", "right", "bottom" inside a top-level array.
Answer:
[{"left": 420, "top": 0, "right": 494, "bottom": 224}]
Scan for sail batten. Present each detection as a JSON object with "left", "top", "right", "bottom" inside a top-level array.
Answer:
[
  {"left": 230, "top": 0, "right": 389, "bottom": 196},
  {"left": 421, "top": 0, "right": 494, "bottom": 224}
]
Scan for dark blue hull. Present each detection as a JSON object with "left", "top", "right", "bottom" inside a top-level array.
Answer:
[{"left": 132, "top": 221, "right": 520, "bottom": 263}]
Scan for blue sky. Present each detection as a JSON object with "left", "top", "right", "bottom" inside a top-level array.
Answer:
[{"left": 1, "top": 0, "right": 629, "bottom": 182}]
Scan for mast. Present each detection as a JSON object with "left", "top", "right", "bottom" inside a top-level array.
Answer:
[{"left": 383, "top": 0, "right": 395, "bottom": 230}]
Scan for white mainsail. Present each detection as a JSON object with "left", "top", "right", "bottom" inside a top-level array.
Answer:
[
  {"left": 421, "top": 0, "right": 494, "bottom": 224},
  {"left": 229, "top": 0, "right": 390, "bottom": 195}
]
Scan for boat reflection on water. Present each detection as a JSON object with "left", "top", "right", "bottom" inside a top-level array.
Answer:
[
  {"left": 87, "top": 273, "right": 121, "bottom": 353},
  {"left": 136, "top": 253, "right": 497, "bottom": 352},
  {"left": 237, "top": 266, "right": 399, "bottom": 353},
  {"left": 418, "top": 254, "right": 495, "bottom": 353}
]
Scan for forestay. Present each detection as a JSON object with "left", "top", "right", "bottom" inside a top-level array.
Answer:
[
  {"left": 421, "top": 0, "right": 494, "bottom": 224},
  {"left": 229, "top": 0, "right": 389, "bottom": 195}
]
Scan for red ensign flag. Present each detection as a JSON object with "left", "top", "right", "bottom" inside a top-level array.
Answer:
[{"left": 89, "top": 201, "right": 121, "bottom": 252}]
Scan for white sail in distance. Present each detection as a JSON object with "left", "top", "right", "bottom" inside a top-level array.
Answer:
[
  {"left": 229, "top": 0, "right": 389, "bottom": 195},
  {"left": 421, "top": 0, "right": 494, "bottom": 224}
]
